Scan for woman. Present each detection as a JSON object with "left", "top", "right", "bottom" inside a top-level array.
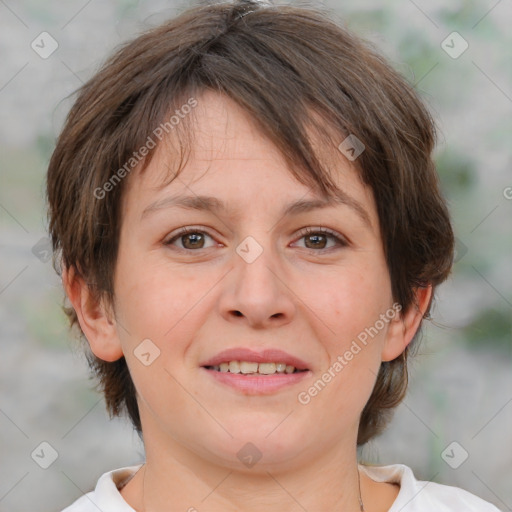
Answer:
[{"left": 47, "top": 1, "right": 500, "bottom": 510}]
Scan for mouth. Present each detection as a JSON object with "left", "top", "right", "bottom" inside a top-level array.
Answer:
[
  {"left": 200, "top": 348, "right": 311, "bottom": 394},
  {"left": 204, "top": 361, "right": 308, "bottom": 375}
]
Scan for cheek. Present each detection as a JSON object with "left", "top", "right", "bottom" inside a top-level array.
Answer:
[
  {"left": 114, "top": 255, "right": 193, "bottom": 325},
  {"left": 321, "top": 267, "right": 392, "bottom": 408},
  {"left": 298, "top": 261, "right": 392, "bottom": 343},
  {"left": 113, "top": 257, "right": 218, "bottom": 363}
]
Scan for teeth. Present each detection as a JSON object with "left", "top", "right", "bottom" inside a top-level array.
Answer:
[
  {"left": 240, "top": 361, "right": 259, "bottom": 374},
  {"left": 258, "top": 362, "right": 276, "bottom": 374},
  {"left": 228, "top": 361, "right": 241, "bottom": 373},
  {"left": 209, "top": 361, "right": 303, "bottom": 375},
  {"left": 276, "top": 363, "right": 287, "bottom": 373}
]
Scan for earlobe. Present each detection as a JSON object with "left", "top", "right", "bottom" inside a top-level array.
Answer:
[
  {"left": 62, "top": 266, "right": 124, "bottom": 362},
  {"left": 381, "top": 285, "right": 433, "bottom": 362}
]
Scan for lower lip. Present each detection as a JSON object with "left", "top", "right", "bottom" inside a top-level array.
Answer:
[{"left": 201, "top": 368, "right": 311, "bottom": 394}]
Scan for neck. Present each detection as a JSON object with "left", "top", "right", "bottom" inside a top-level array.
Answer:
[{"left": 128, "top": 437, "right": 364, "bottom": 511}]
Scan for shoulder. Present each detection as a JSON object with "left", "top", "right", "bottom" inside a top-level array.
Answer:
[
  {"left": 60, "top": 464, "right": 143, "bottom": 512},
  {"left": 360, "top": 463, "right": 502, "bottom": 511}
]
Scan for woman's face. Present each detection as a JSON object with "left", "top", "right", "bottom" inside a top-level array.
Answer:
[{"left": 105, "top": 90, "right": 405, "bottom": 470}]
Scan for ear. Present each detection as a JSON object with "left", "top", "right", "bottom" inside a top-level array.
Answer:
[
  {"left": 381, "top": 285, "right": 433, "bottom": 362},
  {"left": 62, "top": 265, "right": 124, "bottom": 362}
]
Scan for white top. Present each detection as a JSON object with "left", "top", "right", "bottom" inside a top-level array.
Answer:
[{"left": 61, "top": 463, "right": 502, "bottom": 511}]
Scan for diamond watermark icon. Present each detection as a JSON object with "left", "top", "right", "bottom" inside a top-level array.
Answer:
[
  {"left": 338, "top": 134, "right": 365, "bottom": 161},
  {"left": 31, "top": 441, "right": 59, "bottom": 469},
  {"left": 441, "top": 441, "right": 469, "bottom": 469},
  {"left": 32, "top": 237, "right": 52, "bottom": 263},
  {"left": 453, "top": 237, "right": 468, "bottom": 264},
  {"left": 134, "top": 338, "right": 160, "bottom": 366},
  {"left": 31, "top": 32, "right": 59, "bottom": 59},
  {"left": 236, "top": 236, "right": 263, "bottom": 264},
  {"left": 441, "top": 32, "right": 468, "bottom": 59},
  {"left": 237, "top": 442, "right": 262, "bottom": 468}
]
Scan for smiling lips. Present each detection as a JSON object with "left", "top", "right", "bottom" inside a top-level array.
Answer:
[
  {"left": 201, "top": 347, "right": 311, "bottom": 393},
  {"left": 201, "top": 347, "right": 310, "bottom": 372},
  {"left": 206, "top": 360, "right": 304, "bottom": 375}
]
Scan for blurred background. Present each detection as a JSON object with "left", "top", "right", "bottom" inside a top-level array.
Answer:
[{"left": 0, "top": 0, "right": 510, "bottom": 510}]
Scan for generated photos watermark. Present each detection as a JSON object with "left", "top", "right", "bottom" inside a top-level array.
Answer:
[
  {"left": 93, "top": 97, "right": 198, "bottom": 200},
  {"left": 297, "top": 302, "right": 402, "bottom": 405}
]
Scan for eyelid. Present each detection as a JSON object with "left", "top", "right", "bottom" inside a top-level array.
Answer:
[
  {"left": 292, "top": 226, "right": 349, "bottom": 249},
  {"left": 164, "top": 226, "right": 219, "bottom": 247}
]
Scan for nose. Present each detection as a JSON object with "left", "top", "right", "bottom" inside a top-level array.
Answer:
[{"left": 218, "top": 240, "right": 296, "bottom": 329}]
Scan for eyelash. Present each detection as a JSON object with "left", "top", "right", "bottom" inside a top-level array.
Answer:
[
  {"left": 293, "top": 226, "right": 349, "bottom": 252},
  {"left": 164, "top": 226, "right": 348, "bottom": 253}
]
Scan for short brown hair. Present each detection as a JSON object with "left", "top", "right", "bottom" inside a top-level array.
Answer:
[{"left": 46, "top": 0, "right": 454, "bottom": 445}]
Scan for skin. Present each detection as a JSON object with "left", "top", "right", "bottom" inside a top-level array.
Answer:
[{"left": 64, "top": 90, "right": 431, "bottom": 512}]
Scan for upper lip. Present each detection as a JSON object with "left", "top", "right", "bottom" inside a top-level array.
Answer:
[{"left": 200, "top": 348, "right": 310, "bottom": 370}]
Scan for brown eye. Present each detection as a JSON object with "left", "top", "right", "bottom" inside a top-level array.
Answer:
[
  {"left": 181, "top": 232, "right": 206, "bottom": 249},
  {"left": 165, "top": 228, "right": 216, "bottom": 251},
  {"left": 293, "top": 227, "right": 348, "bottom": 251},
  {"left": 304, "top": 233, "right": 328, "bottom": 250}
]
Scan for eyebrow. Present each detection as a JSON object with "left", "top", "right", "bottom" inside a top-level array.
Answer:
[{"left": 141, "top": 190, "right": 372, "bottom": 228}]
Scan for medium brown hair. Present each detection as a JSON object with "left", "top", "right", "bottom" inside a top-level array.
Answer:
[{"left": 46, "top": 0, "right": 454, "bottom": 445}]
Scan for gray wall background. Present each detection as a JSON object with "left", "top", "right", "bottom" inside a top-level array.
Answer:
[{"left": 0, "top": 0, "right": 511, "bottom": 511}]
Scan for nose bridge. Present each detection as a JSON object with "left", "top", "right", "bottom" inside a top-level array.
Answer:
[
  {"left": 235, "top": 234, "right": 281, "bottom": 300},
  {"left": 220, "top": 233, "right": 295, "bottom": 326}
]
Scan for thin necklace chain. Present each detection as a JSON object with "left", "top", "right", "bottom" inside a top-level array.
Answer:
[
  {"left": 141, "top": 463, "right": 365, "bottom": 511},
  {"left": 357, "top": 464, "right": 365, "bottom": 511}
]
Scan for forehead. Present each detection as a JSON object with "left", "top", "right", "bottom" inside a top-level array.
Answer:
[{"left": 123, "top": 90, "right": 377, "bottom": 228}]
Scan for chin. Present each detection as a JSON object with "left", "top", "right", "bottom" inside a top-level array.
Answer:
[{"left": 206, "top": 421, "right": 308, "bottom": 469}]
